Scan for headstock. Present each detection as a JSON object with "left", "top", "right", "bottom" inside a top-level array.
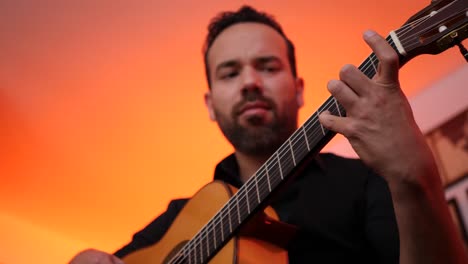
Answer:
[{"left": 390, "top": 0, "right": 467, "bottom": 64}]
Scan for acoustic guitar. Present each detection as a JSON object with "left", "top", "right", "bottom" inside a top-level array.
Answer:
[{"left": 123, "top": 0, "right": 468, "bottom": 263}]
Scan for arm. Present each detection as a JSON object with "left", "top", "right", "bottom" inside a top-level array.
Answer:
[
  {"left": 319, "top": 30, "right": 467, "bottom": 264},
  {"left": 69, "top": 198, "right": 188, "bottom": 264},
  {"left": 114, "top": 198, "right": 188, "bottom": 258},
  {"left": 69, "top": 249, "right": 124, "bottom": 264}
]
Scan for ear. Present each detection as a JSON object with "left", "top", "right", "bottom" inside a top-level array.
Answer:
[
  {"left": 295, "top": 77, "right": 305, "bottom": 108},
  {"left": 204, "top": 91, "right": 217, "bottom": 121}
]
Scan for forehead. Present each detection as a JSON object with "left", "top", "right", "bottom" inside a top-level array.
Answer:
[{"left": 207, "top": 23, "right": 288, "bottom": 68}]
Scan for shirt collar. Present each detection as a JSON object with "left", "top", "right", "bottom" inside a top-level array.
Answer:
[{"left": 213, "top": 153, "right": 325, "bottom": 189}]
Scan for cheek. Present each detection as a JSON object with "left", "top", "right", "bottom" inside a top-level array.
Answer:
[
  {"left": 269, "top": 83, "right": 298, "bottom": 106},
  {"left": 211, "top": 93, "right": 235, "bottom": 116},
  {"left": 272, "top": 89, "right": 300, "bottom": 117}
]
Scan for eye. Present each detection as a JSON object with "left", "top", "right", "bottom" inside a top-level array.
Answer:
[
  {"left": 260, "top": 62, "right": 281, "bottom": 73},
  {"left": 264, "top": 67, "right": 278, "bottom": 72},
  {"left": 220, "top": 70, "right": 238, "bottom": 80}
]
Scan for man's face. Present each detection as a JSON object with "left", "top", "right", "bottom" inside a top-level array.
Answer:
[{"left": 205, "top": 22, "right": 304, "bottom": 156}]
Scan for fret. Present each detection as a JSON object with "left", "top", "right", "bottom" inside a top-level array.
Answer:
[
  {"left": 237, "top": 190, "right": 249, "bottom": 223},
  {"left": 247, "top": 181, "right": 260, "bottom": 212},
  {"left": 275, "top": 151, "right": 284, "bottom": 180},
  {"left": 316, "top": 109, "right": 326, "bottom": 135},
  {"left": 219, "top": 213, "right": 224, "bottom": 241},
  {"left": 196, "top": 238, "right": 202, "bottom": 264},
  {"left": 258, "top": 170, "right": 271, "bottom": 202},
  {"left": 266, "top": 156, "right": 281, "bottom": 188},
  {"left": 212, "top": 221, "right": 217, "bottom": 250},
  {"left": 188, "top": 246, "right": 197, "bottom": 264},
  {"left": 288, "top": 138, "right": 296, "bottom": 166},
  {"left": 387, "top": 35, "right": 398, "bottom": 56},
  {"left": 369, "top": 53, "right": 378, "bottom": 74},
  {"left": 244, "top": 186, "right": 251, "bottom": 214},
  {"left": 361, "top": 57, "right": 371, "bottom": 77},
  {"left": 280, "top": 143, "right": 295, "bottom": 175},
  {"left": 213, "top": 217, "right": 219, "bottom": 248},
  {"left": 264, "top": 165, "right": 272, "bottom": 192},
  {"left": 325, "top": 97, "right": 342, "bottom": 118},
  {"left": 210, "top": 224, "right": 216, "bottom": 256},
  {"left": 254, "top": 173, "right": 261, "bottom": 203},
  {"left": 303, "top": 117, "right": 318, "bottom": 149},
  {"left": 173, "top": 247, "right": 187, "bottom": 264},
  {"left": 333, "top": 97, "right": 342, "bottom": 117},
  {"left": 204, "top": 228, "right": 209, "bottom": 259},
  {"left": 227, "top": 204, "right": 232, "bottom": 233},
  {"left": 202, "top": 228, "right": 207, "bottom": 258},
  {"left": 303, "top": 115, "right": 318, "bottom": 147},
  {"left": 302, "top": 126, "right": 310, "bottom": 151},
  {"left": 235, "top": 195, "right": 241, "bottom": 224},
  {"left": 290, "top": 129, "right": 309, "bottom": 163}
]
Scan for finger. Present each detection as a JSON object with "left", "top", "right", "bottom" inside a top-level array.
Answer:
[
  {"left": 363, "top": 30, "right": 399, "bottom": 85},
  {"left": 339, "top": 64, "right": 371, "bottom": 97},
  {"left": 327, "top": 79, "right": 359, "bottom": 111},
  {"left": 111, "top": 255, "right": 125, "bottom": 264},
  {"left": 318, "top": 111, "right": 352, "bottom": 138}
]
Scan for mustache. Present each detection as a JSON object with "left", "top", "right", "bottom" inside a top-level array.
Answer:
[{"left": 232, "top": 91, "right": 276, "bottom": 116}]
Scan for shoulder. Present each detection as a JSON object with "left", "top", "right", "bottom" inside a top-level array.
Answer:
[{"left": 167, "top": 198, "right": 190, "bottom": 212}]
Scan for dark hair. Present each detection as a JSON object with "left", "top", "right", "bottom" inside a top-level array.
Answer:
[{"left": 203, "top": 5, "right": 297, "bottom": 88}]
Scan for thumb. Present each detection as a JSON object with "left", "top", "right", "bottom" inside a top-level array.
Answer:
[{"left": 111, "top": 255, "right": 125, "bottom": 264}]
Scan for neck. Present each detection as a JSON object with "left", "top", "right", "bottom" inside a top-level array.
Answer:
[{"left": 234, "top": 151, "right": 270, "bottom": 183}]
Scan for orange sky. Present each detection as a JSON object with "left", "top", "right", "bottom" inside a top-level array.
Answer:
[{"left": 0, "top": 0, "right": 466, "bottom": 263}]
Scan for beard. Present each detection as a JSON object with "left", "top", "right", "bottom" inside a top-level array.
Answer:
[{"left": 214, "top": 92, "right": 298, "bottom": 157}]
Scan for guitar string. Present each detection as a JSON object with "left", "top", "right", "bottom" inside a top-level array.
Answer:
[
  {"left": 170, "top": 12, "right": 440, "bottom": 262},
  {"left": 396, "top": 1, "right": 462, "bottom": 50},
  {"left": 397, "top": 0, "right": 458, "bottom": 40},
  {"left": 402, "top": 7, "right": 468, "bottom": 52}
]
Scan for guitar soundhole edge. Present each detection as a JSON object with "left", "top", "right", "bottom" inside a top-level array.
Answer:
[{"left": 163, "top": 240, "right": 189, "bottom": 264}]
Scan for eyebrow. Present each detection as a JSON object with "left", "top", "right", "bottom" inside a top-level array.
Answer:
[
  {"left": 255, "top": 56, "right": 282, "bottom": 65},
  {"left": 215, "top": 60, "right": 239, "bottom": 74}
]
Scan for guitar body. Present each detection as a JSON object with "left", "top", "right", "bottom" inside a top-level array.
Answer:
[{"left": 122, "top": 181, "right": 291, "bottom": 264}]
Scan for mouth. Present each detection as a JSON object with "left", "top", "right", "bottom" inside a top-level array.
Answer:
[{"left": 237, "top": 101, "right": 271, "bottom": 116}]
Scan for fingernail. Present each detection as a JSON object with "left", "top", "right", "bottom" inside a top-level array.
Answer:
[
  {"left": 318, "top": 110, "right": 330, "bottom": 120},
  {"left": 363, "top": 30, "right": 376, "bottom": 39},
  {"left": 318, "top": 112, "right": 330, "bottom": 127},
  {"left": 327, "top": 80, "right": 338, "bottom": 92}
]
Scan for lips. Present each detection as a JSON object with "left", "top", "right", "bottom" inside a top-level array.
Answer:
[{"left": 237, "top": 101, "right": 271, "bottom": 115}]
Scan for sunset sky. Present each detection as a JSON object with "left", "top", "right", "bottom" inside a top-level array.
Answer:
[{"left": 0, "top": 0, "right": 466, "bottom": 263}]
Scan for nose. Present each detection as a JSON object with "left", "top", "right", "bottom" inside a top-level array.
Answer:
[{"left": 241, "top": 66, "right": 263, "bottom": 97}]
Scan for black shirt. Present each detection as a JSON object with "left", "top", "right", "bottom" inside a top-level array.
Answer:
[{"left": 114, "top": 153, "right": 399, "bottom": 263}]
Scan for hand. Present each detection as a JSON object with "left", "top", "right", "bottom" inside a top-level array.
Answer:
[
  {"left": 319, "top": 30, "right": 438, "bottom": 187},
  {"left": 69, "top": 249, "right": 124, "bottom": 264}
]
